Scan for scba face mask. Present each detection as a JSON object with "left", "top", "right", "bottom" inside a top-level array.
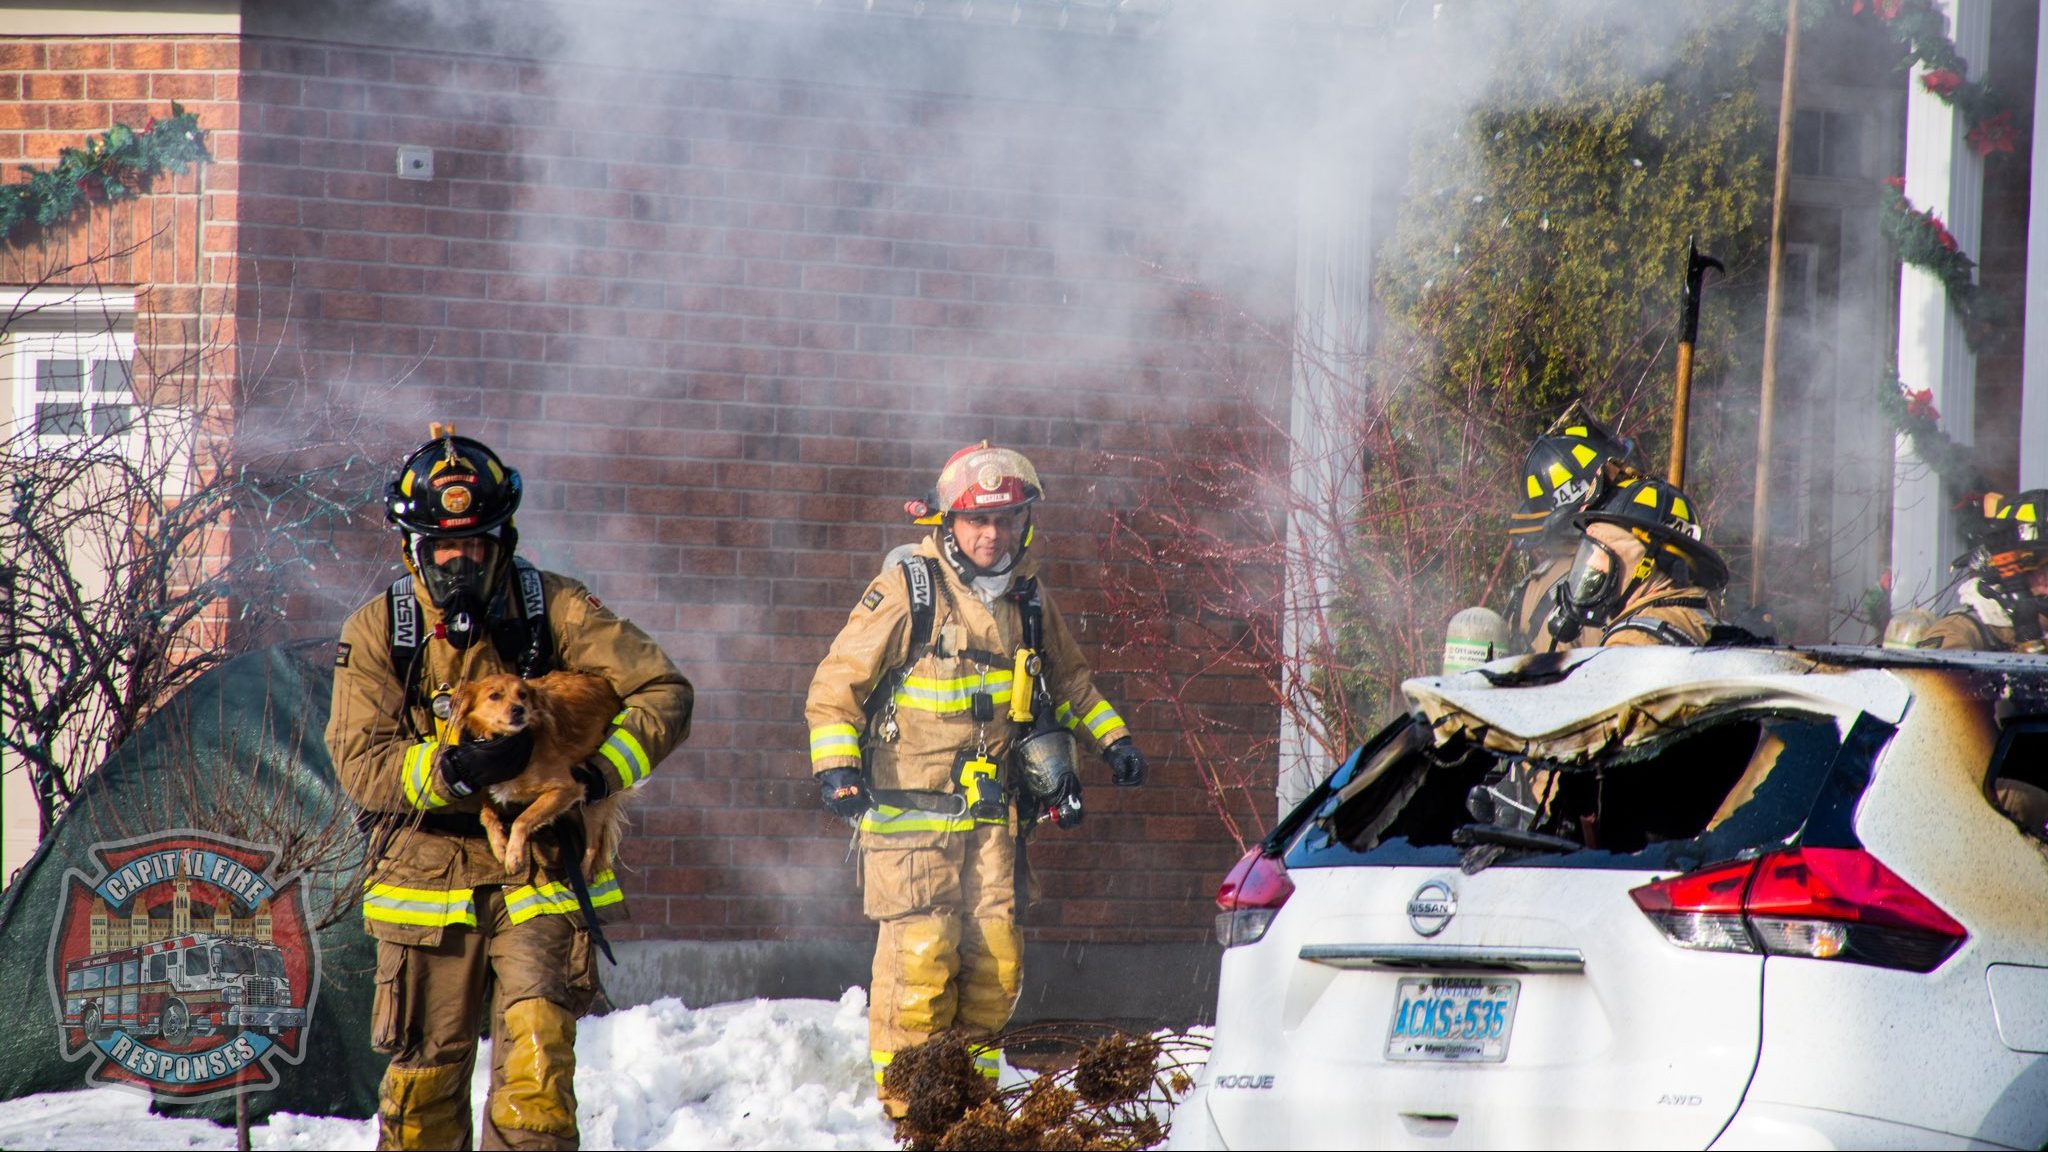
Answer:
[
  {"left": 409, "top": 534, "right": 505, "bottom": 649},
  {"left": 1548, "top": 528, "right": 1650, "bottom": 642}
]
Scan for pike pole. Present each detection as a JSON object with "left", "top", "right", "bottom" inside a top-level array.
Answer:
[{"left": 1668, "top": 235, "right": 1722, "bottom": 489}]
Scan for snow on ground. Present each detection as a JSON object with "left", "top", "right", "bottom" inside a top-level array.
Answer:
[{"left": 0, "top": 988, "right": 897, "bottom": 1151}]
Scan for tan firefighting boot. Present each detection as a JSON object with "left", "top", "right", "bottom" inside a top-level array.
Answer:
[
  {"left": 871, "top": 912, "right": 963, "bottom": 1117},
  {"left": 482, "top": 997, "right": 580, "bottom": 1150},
  {"left": 378, "top": 1060, "right": 475, "bottom": 1151},
  {"left": 954, "top": 915, "right": 1025, "bottom": 1081}
]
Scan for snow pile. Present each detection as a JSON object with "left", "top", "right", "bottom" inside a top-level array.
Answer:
[
  {"left": 575, "top": 987, "right": 892, "bottom": 1150},
  {"left": 0, "top": 991, "right": 896, "bottom": 1151}
]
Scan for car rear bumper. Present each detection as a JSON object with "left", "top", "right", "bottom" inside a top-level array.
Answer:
[
  {"left": 1712, "top": 1102, "right": 2019, "bottom": 1151},
  {"left": 1165, "top": 1084, "right": 1226, "bottom": 1151},
  {"left": 1169, "top": 1091, "right": 2022, "bottom": 1151}
]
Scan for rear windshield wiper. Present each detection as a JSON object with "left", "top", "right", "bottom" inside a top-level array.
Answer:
[{"left": 1451, "top": 823, "right": 1582, "bottom": 854}]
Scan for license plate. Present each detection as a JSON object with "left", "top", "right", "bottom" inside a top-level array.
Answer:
[{"left": 1385, "top": 976, "right": 1519, "bottom": 1063}]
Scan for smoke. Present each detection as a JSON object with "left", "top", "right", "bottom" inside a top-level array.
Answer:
[{"left": 218, "top": 0, "right": 1911, "bottom": 929}]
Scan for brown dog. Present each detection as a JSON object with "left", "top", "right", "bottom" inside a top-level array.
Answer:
[{"left": 447, "top": 670, "right": 628, "bottom": 876}]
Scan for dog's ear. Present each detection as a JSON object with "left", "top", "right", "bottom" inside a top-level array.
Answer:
[{"left": 446, "top": 681, "right": 480, "bottom": 730}]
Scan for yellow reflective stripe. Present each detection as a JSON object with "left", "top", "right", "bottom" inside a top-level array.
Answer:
[
  {"left": 900, "top": 670, "right": 1016, "bottom": 692},
  {"left": 895, "top": 671, "right": 1015, "bottom": 714},
  {"left": 1081, "top": 701, "right": 1122, "bottom": 740},
  {"left": 972, "top": 1049, "right": 1001, "bottom": 1079},
  {"left": 501, "top": 871, "right": 622, "bottom": 924},
  {"left": 1055, "top": 702, "right": 1079, "bottom": 731},
  {"left": 598, "top": 723, "right": 652, "bottom": 791},
  {"left": 859, "top": 804, "right": 974, "bottom": 835},
  {"left": 872, "top": 1049, "right": 893, "bottom": 1083},
  {"left": 505, "top": 879, "right": 582, "bottom": 923},
  {"left": 362, "top": 881, "right": 476, "bottom": 928},
  {"left": 402, "top": 741, "right": 446, "bottom": 809},
  {"left": 810, "top": 722, "right": 862, "bottom": 764}
]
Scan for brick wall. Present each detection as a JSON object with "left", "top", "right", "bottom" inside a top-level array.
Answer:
[
  {"left": 0, "top": 35, "right": 241, "bottom": 374},
  {"left": 0, "top": 36, "right": 246, "bottom": 707},
  {"left": 221, "top": 18, "right": 1293, "bottom": 944}
]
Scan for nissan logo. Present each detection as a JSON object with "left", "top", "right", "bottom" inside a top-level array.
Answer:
[{"left": 1408, "top": 880, "right": 1456, "bottom": 937}]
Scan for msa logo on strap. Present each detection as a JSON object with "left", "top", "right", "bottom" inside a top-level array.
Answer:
[
  {"left": 391, "top": 586, "right": 419, "bottom": 649},
  {"left": 519, "top": 566, "right": 545, "bottom": 619},
  {"left": 904, "top": 556, "right": 932, "bottom": 609}
]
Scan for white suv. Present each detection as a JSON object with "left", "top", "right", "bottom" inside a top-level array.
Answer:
[{"left": 1173, "top": 645, "right": 2048, "bottom": 1150}]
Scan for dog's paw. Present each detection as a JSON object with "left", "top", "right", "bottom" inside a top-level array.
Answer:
[{"left": 502, "top": 837, "right": 529, "bottom": 874}]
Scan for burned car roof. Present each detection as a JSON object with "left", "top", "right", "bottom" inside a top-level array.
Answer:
[{"left": 1401, "top": 644, "right": 2048, "bottom": 763}]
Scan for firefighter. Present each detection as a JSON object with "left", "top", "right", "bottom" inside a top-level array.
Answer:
[
  {"left": 1504, "top": 418, "right": 1630, "bottom": 652},
  {"left": 1916, "top": 491, "right": 2048, "bottom": 653},
  {"left": 327, "top": 427, "right": 692, "bottom": 1151},
  {"left": 1543, "top": 465, "right": 1728, "bottom": 648},
  {"left": 804, "top": 442, "right": 1148, "bottom": 1115}
]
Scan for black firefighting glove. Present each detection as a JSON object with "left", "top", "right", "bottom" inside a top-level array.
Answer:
[
  {"left": 574, "top": 761, "right": 614, "bottom": 804},
  {"left": 818, "top": 767, "right": 871, "bottom": 819},
  {"left": 1103, "top": 738, "right": 1148, "bottom": 788},
  {"left": 438, "top": 728, "right": 535, "bottom": 798}
]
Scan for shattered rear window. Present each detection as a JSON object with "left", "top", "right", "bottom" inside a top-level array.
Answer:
[{"left": 1285, "top": 712, "right": 1861, "bottom": 874}]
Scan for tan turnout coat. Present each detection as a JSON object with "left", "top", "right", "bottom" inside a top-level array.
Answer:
[
  {"left": 804, "top": 536, "right": 1129, "bottom": 793},
  {"left": 328, "top": 566, "right": 693, "bottom": 945}
]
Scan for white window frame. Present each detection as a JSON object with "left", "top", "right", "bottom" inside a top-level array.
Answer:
[{"left": 3, "top": 286, "right": 140, "bottom": 453}]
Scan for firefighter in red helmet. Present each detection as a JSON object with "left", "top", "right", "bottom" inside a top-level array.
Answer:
[{"left": 803, "top": 442, "right": 1147, "bottom": 1116}]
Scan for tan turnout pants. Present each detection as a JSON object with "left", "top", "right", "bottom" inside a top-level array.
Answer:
[
  {"left": 372, "top": 887, "right": 596, "bottom": 1151},
  {"left": 863, "top": 817, "right": 1024, "bottom": 1108}
]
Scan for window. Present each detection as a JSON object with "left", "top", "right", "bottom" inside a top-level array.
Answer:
[
  {"left": 1791, "top": 108, "right": 1862, "bottom": 179},
  {"left": 1987, "top": 722, "right": 2048, "bottom": 840},
  {"left": 1286, "top": 712, "right": 1871, "bottom": 875},
  {"left": 184, "top": 946, "right": 209, "bottom": 976},
  {"left": 2, "top": 287, "right": 138, "bottom": 448},
  {"left": 147, "top": 954, "right": 167, "bottom": 982}
]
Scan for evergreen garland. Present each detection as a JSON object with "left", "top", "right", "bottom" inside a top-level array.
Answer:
[
  {"left": 1876, "top": 363, "right": 1984, "bottom": 499},
  {"left": 1879, "top": 178, "right": 2003, "bottom": 353},
  {"left": 1857, "top": 0, "right": 2021, "bottom": 155},
  {"left": 0, "top": 103, "right": 208, "bottom": 244}
]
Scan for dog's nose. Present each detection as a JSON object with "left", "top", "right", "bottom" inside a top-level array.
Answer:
[{"left": 508, "top": 705, "right": 527, "bottom": 724}]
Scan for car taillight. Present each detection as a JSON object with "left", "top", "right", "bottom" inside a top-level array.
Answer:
[
  {"left": 1215, "top": 849, "right": 1293, "bottom": 948},
  {"left": 1630, "top": 847, "right": 1966, "bottom": 973}
]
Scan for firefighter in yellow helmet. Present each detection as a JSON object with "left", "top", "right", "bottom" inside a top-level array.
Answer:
[
  {"left": 1504, "top": 418, "right": 1631, "bottom": 652},
  {"left": 1543, "top": 465, "right": 1729, "bottom": 648},
  {"left": 804, "top": 442, "right": 1147, "bottom": 1115},
  {"left": 327, "top": 427, "right": 693, "bottom": 1150},
  {"left": 1916, "top": 490, "right": 2048, "bottom": 653}
]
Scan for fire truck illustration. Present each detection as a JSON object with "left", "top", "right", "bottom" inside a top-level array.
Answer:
[{"left": 61, "top": 932, "right": 306, "bottom": 1044}]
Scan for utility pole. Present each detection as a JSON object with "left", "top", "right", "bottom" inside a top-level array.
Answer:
[{"left": 1752, "top": 0, "right": 1802, "bottom": 606}]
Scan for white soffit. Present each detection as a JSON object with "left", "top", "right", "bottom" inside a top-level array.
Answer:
[{"left": 0, "top": 1, "right": 240, "bottom": 36}]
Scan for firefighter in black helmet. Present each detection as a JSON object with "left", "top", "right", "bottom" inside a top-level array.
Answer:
[
  {"left": 385, "top": 431, "right": 524, "bottom": 649},
  {"left": 1505, "top": 417, "right": 1630, "bottom": 651},
  {"left": 329, "top": 425, "right": 693, "bottom": 1150},
  {"left": 1544, "top": 464, "right": 1729, "bottom": 648}
]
